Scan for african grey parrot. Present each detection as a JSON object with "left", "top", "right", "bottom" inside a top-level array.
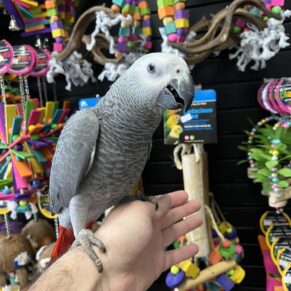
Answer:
[{"left": 49, "top": 52, "right": 193, "bottom": 271}]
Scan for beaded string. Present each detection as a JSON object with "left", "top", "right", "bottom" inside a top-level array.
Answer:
[
  {"left": 4, "top": 213, "right": 11, "bottom": 238},
  {"left": 111, "top": 0, "right": 152, "bottom": 58},
  {"left": 158, "top": 0, "right": 189, "bottom": 43}
]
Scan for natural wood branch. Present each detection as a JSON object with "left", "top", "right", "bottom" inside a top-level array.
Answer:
[
  {"left": 82, "top": 34, "right": 122, "bottom": 65},
  {"left": 55, "top": 6, "right": 116, "bottom": 61},
  {"left": 172, "top": 0, "right": 282, "bottom": 56}
]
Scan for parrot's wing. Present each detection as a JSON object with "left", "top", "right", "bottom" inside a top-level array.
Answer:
[{"left": 49, "top": 109, "right": 100, "bottom": 213}]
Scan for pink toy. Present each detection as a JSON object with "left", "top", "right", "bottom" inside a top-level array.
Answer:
[
  {"left": 30, "top": 48, "right": 51, "bottom": 77},
  {"left": 271, "top": 0, "right": 285, "bottom": 6},
  {"left": 8, "top": 45, "right": 36, "bottom": 76},
  {"left": 274, "top": 78, "right": 291, "bottom": 114},
  {"left": 0, "top": 40, "right": 14, "bottom": 75}
]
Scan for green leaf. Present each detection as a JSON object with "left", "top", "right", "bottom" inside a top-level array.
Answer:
[
  {"left": 278, "top": 181, "right": 289, "bottom": 188},
  {"left": 258, "top": 168, "right": 271, "bottom": 176},
  {"left": 265, "top": 160, "right": 279, "bottom": 169},
  {"left": 278, "top": 168, "right": 291, "bottom": 177},
  {"left": 262, "top": 182, "right": 272, "bottom": 193},
  {"left": 254, "top": 175, "right": 270, "bottom": 182}
]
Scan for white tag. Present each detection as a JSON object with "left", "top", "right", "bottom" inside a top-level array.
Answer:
[{"left": 181, "top": 113, "right": 192, "bottom": 123}]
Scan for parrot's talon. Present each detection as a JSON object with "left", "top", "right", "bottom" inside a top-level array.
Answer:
[
  {"left": 137, "top": 192, "right": 159, "bottom": 210},
  {"left": 71, "top": 229, "right": 106, "bottom": 272}
]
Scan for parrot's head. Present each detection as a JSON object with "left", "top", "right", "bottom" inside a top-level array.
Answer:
[{"left": 118, "top": 53, "right": 193, "bottom": 114}]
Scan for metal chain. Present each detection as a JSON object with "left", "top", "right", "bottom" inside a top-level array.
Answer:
[
  {"left": 19, "top": 76, "right": 26, "bottom": 125},
  {"left": 42, "top": 78, "right": 48, "bottom": 103},
  {"left": 0, "top": 76, "right": 6, "bottom": 104},
  {"left": 37, "top": 77, "right": 44, "bottom": 107},
  {"left": 4, "top": 213, "right": 11, "bottom": 238},
  {"left": 23, "top": 76, "right": 31, "bottom": 101}
]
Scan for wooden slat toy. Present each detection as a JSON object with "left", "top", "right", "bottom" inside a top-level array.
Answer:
[
  {"left": 45, "top": 101, "right": 55, "bottom": 123},
  {"left": 10, "top": 154, "right": 32, "bottom": 178},
  {"left": 4, "top": 104, "right": 16, "bottom": 145},
  {"left": 9, "top": 116, "right": 22, "bottom": 144}
]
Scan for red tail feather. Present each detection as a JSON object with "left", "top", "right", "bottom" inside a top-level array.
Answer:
[
  {"left": 51, "top": 225, "right": 75, "bottom": 261},
  {"left": 51, "top": 222, "right": 95, "bottom": 262}
]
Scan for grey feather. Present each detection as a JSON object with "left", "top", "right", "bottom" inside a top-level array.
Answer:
[{"left": 49, "top": 109, "right": 100, "bottom": 213}]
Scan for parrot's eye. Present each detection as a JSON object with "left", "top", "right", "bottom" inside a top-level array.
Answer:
[{"left": 147, "top": 64, "right": 156, "bottom": 74}]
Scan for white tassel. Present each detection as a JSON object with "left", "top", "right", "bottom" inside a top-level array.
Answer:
[
  {"left": 46, "top": 52, "right": 96, "bottom": 91},
  {"left": 229, "top": 10, "right": 291, "bottom": 71},
  {"left": 87, "top": 11, "right": 132, "bottom": 54}
]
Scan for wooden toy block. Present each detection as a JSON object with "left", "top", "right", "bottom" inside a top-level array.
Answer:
[
  {"left": 138, "top": 1, "right": 148, "bottom": 9},
  {"left": 20, "top": 0, "right": 38, "bottom": 7},
  {"left": 25, "top": 25, "right": 45, "bottom": 32},
  {"left": 37, "top": 107, "right": 46, "bottom": 123},
  {"left": 133, "top": 12, "right": 141, "bottom": 20},
  {"left": 52, "top": 29, "right": 65, "bottom": 38},
  {"left": 25, "top": 101, "right": 35, "bottom": 126},
  {"left": 112, "top": 0, "right": 124, "bottom": 6},
  {"left": 165, "top": 22, "right": 176, "bottom": 35},
  {"left": 9, "top": 134, "right": 30, "bottom": 149},
  {"left": 140, "top": 7, "right": 150, "bottom": 16},
  {"left": 53, "top": 43, "right": 64, "bottom": 52},
  {"left": 10, "top": 149, "right": 33, "bottom": 160},
  {"left": 158, "top": 6, "right": 174, "bottom": 19},
  {"left": 58, "top": 109, "right": 69, "bottom": 123},
  {"left": 119, "top": 27, "right": 130, "bottom": 37},
  {"left": 175, "top": 9, "right": 189, "bottom": 19},
  {"left": 175, "top": 18, "right": 189, "bottom": 28},
  {"left": 11, "top": 158, "right": 28, "bottom": 190},
  {"left": 50, "top": 21, "right": 64, "bottom": 29},
  {"left": 41, "top": 148, "right": 53, "bottom": 160},
  {"left": 31, "top": 98, "right": 39, "bottom": 109},
  {"left": 271, "top": 0, "right": 284, "bottom": 5},
  {"left": 179, "top": 260, "right": 200, "bottom": 278},
  {"left": 0, "top": 103, "right": 6, "bottom": 144},
  {"left": 45, "top": 102, "right": 55, "bottom": 123},
  {"left": 27, "top": 110, "right": 41, "bottom": 126},
  {"left": 62, "top": 100, "right": 70, "bottom": 110},
  {"left": 157, "top": 0, "right": 173, "bottom": 8},
  {"left": 10, "top": 117, "right": 22, "bottom": 144},
  {"left": 45, "top": 0, "right": 56, "bottom": 9},
  {"left": 30, "top": 147, "right": 47, "bottom": 164},
  {"left": 142, "top": 27, "right": 152, "bottom": 36},
  {"left": 11, "top": 154, "right": 32, "bottom": 178},
  {"left": 5, "top": 104, "right": 16, "bottom": 145},
  {"left": 47, "top": 8, "right": 57, "bottom": 16}
]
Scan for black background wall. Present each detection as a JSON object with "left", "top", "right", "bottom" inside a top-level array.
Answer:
[{"left": 2, "top": 0, "right": 291, "bottom": 290}]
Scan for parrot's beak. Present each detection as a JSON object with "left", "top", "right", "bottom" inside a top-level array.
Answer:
[{"left": 158, "top": 74, "right": 194, "bottom": 112}]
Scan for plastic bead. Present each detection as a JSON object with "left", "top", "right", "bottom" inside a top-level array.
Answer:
[
  {"left": 171, "top": 265, "right": 179, "bottom": 275},
  {"left": 163, "top": 17, "right": 174, "bottom": 26},
  {"left": 271, "top": 6, "right": 282, "bottom": 14},
  {"left": 3, "top": 187, "right": 11, "bottom": 194},
  {"left": 165, "top": 269, "right": 185, "bottom": 289},
  {"left": 215, "top": 274, "right": 235, "bottom": 291},
  {"left": 19, "top": 200, "right": 28, "bottom": 207},
  {"left": 175, "top": 18, "right": 189, "bottom": 28},
  {"left": 229, "top": 266, "right": 246, "bottom": 284},
  {"left": 175, "top": 2, "right": 185, "bottom": 10},
  {"left": 111, "top": 4, "right": 120, "bottom": 13},
  {"left": 175, "top": 9, "right": 189, "bottom": 19},
  {"left": 158, "top": 6, "right": 174, "bottom": 19},
  {"left": 164, "top": 22, "right": 176, "bottom": 35},
  {"left": 233, "top": 26, "right": 242, "bottom": 34},
  {"left": 167, "top": 33, "right": 178, "bottom": 42}
]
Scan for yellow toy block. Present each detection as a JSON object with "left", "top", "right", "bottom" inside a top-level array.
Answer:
[
  {"left": 229, "top": 266, "right": 245, "bottom": 284},
  {"left": 52, "top": 29, "right": 65, "bottom": 38},
  {"left": 4, "top": 104, "right": 16, "bottom": 145},
  {"left": 142, "top": 27, "right": 152, "bottom": 36},
  {"left": 24, "top": 144, "right": 44, "bottom": 174},
  {"left": 178, "top": 260, "right": 200, "bottom": 278},
  {"left": 45, "top": 102, "right": 55, "bottom": 123},
  {"left": 175, "top": 18, "right": 189, "bottom": 28},
  {"left": 37, "top": 107, "right": 46, "bottom": 123},
  {"left": 21, "top": 0, "right": 38, "bottom": 7}
]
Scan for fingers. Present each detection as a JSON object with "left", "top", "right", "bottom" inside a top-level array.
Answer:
[
  {"left": 164, "top": 244, "right": 199, "bottom": 272},
  {"left": 162, "top": 214, "right": 202, "bottom": 247},
  {"left": 161, "top": 199, "right": 201, "bottom": 230},
  {"left": 153, "top": 191, "right": 189, "bottom": 220}
]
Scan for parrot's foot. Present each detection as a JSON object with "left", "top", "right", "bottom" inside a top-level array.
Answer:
[
  {"left": 71, "top": 229, "right": 106, "bottom": 272},
  {"left": 137, "top": 192, "right": 159, "bottom": 210}
]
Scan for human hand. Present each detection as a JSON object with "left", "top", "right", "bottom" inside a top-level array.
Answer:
[{"left": 96, "top": 190, "right": 202, "bottom": 291}]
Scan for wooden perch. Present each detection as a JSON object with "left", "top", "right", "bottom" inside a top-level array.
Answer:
[
  {"left": 178, "top": 260, "right": 237, "bottom": 291},
  {"left": 172, "top": 0, "right": 282, "bottom": 63},
  {"left": 55, "top": 6, "right": 116, "bottom": 62}
]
